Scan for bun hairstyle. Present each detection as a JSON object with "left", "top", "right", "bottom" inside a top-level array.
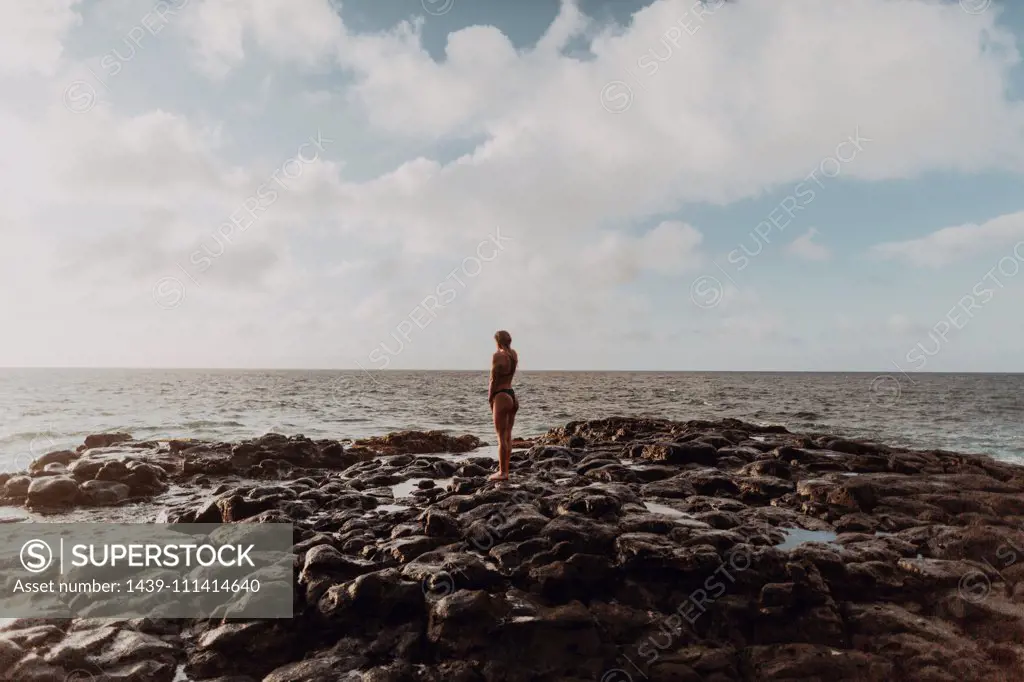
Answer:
[{"left": 495, "top": 330, "right": 512, "bottom": 349}]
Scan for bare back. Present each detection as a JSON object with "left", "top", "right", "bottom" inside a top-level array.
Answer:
[{"left": 490, "top": 348, "right": 517, "bottom": 392}]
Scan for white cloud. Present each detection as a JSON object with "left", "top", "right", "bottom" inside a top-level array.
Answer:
[
  {"left": 285, "top": 0, "right": 1024, "bottom": 271},
  {"left": 181, "top": 0, "right": 345, "bottom": 79},
  {"left": 582, "top": 221, "right": 704, "bottom": 284},
  {"left": 871, "top": 210, "right": 1024, "bottom": 268},
  {"left": 0, "top": 0, "right": 83, "bottom": 77},
  {"left": 787, "top": 227, "right": 831, "bottom": 261},
  {"left": 3, "top": 0, "right": 1024, "bottom": 368}
]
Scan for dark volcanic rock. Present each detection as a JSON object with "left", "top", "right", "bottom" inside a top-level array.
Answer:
[
  {"left": 641, "top": 441, "right": 719, "bottom": 466},
  {"left": 3, "top": 475, "right": 31, "bottom": 499},
  {"left": 29, "top": 450, "right": 80, "bottom": 473},
  {"left": 7, "top": 417, "right": 1024, "bottom": 682},
  {"left": 26, "top": 476, "right": 81, "bottom": 508},
  {"left": 83, "top": 433, "right": 133, "bottom": 449},
  {"left": 79, "top": 480, "right": 131, "bottom": 506},
  {"left": 352, "top": 431, "right": 483, "bottom": 457}
]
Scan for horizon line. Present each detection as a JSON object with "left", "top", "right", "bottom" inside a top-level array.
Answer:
[{"left": 1, "top": 367, "right": 1023, "bottom": 375}]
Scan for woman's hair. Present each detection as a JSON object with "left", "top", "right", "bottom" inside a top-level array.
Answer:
[{"left": 495, "top": 330, "right": 512, "bottom": 348}]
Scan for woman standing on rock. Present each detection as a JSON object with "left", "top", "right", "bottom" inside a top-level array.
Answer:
[{"left": 488, "top": 330, "right": 518, "bottom": 481}]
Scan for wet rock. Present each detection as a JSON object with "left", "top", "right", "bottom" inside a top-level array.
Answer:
[
  {"left": 3, "top": 475, "right": 31, "bottom": 499},
  {"left": 41, "top": 625, "right": 118, "bottom": 667},
  {"left": 529, "top": 553, "right": 617, "bottom": 600},
  {"left": 0, "top": 638, "right": 24, "bottom": 672},
  {"left": 379, "top": 535, "right": 447, "bottom": 563},
  {"left": 95, "top": 460, "right": 131, "bottom": 482},
  {"left": 739, "top": 458, "right": 793, "bottom": 479},
  {"left": 540, "top": 513, "right": 617, "bottom": 555},
  {"left": 427, "top": 590, "right": 511, "bottom": 654},
  {"left": 79, "top": 480, "right": 131, "bottom": 506},
  {"left": 826, "top": 438, "right": 887, "bottom": 456},
  {"left": 264, "top": 655, "right": 363, "bottom": 681},
  {"left": 641, "top": 441, "right": 718, "bottom": 466},
  {"left": 421, "top": 509, "right": 461, "bottom": 538},
  {"left": 736, "top": 475, "right": 795, "bottom": 501},
  {"left": 5, "top": 653, "right": 68, "bottom": 681},
  {"left": 744, "top": 643, "right": 894, "bottom": 680},
  {"left": 352, "top": 431, "right": 482, "bottom": 456},
  {"left": 216, "top": 494, "right": 279, "bottom": 522},
  {"left": 555, "top": 488, "right": 623, "bottom": 519},
  {"left": 0, "top": 625, "right": 65, "bottom": 649},
  {"left": 50, "top": 627, "right": 178, "bottom": 674},
  {"left": 26, "top": 476, "right": 80, "bottom": 508},
  {"left": 83, "top": 433, "right": 133, "bottom": 449},
  {"left": 9, "top": 417, "right": 1023, "bottom": 681},
  {"left": 403, "top": 552, "right": 503, "bottom": 594},
  {"left": 845, "top": 601, "right": 1002, "bottom": 679},
  {"left": 299, "top": 544, "right": 379, "bottom": 604},
  {"left": 188, "top": 622, "right": 297, "bottom": 680},
  {"left": 682, "top": 469, "right": 741, "bottom": 497},
  {"left": 482, "top": 600, "right": 604, "bottom": 679},
  {"left": 29, "top": 450, "right": 79, "bottom": 473},
  {"left": 835, "top": 512, "right": 879, "bottom": 534},
  {"left": 464, "top": 503, "right": 550, "bottom": 548},
  {"left": 317, "top": 568, "right": 425, "bottom": 625},
  {"left": 641, "top": 475, "right": 697, "bottom": 499}
]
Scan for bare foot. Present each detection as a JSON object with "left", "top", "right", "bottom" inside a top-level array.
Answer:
[{"left": 488, "top": 472, "right": 508, "bottom": 482}]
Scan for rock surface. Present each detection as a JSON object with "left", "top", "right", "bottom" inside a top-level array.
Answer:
[
  {"left": 1, "top": 418, "right": 1023, "bottom": 681},
  {"left": 350, "top": 430, "right": 485, "bottom": 457}
]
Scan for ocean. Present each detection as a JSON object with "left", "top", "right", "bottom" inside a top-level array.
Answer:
[{"left": 0, "top": 369, "right": 1022, "bottom": 473}]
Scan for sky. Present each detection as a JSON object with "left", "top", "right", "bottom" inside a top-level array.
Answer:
[{"left": 2, "top": 0, "right": 1024, "bottom": 372}]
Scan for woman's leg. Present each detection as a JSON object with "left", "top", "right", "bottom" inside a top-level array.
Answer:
[
  {"left": 500, "top": 416, "right": 511, "bottom": 476},
  {"left": 490, "top": 396, "right": 510, "bottom": 480},
  {"left": 502, "top": 401, "right": 517, "bottom": 475}
]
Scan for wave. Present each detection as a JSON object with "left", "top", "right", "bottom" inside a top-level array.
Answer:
[
  {"left": 2, "top": 371, "right": 1023, "bottom": 463},
  {"left": 173, "top": 420, "right": 246, "bottom": 429},
  {"left": 0, "top": 430, "right": 66, "bottom": 446}
]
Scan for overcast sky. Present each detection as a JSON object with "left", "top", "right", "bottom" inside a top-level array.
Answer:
[{"left": 3, "top": 0, "right": 1024, "bottom": 371}]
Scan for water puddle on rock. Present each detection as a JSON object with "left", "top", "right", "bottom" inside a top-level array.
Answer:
[
  {"left": 775, "top": 528, "right": 840, "bottom": 550},
  {"left": 432, "top": 445, "right": 500, "bottom": 462},
  {"left": 392, "top": 477, "right": 454, "bottom": 499},
  {"left": 375, "top": 503, "right": 412, "bottom": 513},
  {"left": 643, "top": 502, "right": 691, "bottom": 519},
  {"left": 0, "top": 507, "right": 35, "bottom": 523}
]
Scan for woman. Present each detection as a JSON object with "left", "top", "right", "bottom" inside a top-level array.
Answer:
[{"left": 488, "top": 330, "right": 518, "bottom": 481}]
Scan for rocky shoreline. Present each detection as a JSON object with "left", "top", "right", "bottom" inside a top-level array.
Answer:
[{"left": 1, "top": 417, "right": 1023, "bottom": 681}]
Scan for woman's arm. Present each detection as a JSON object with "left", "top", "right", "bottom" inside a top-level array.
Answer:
[{"left": 488, "top": 351, "right": 505, "bottom": 404}]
